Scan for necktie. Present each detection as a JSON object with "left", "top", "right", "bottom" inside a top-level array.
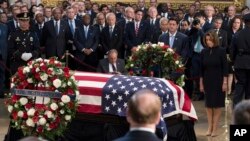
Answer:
[
  {"left": 109, "top": 26, "right": 113, "bottom": 38},
  {"left": 194, "top": 36, "right": 201, "bottom": 53},
  {"left": 69, "top": 20, "right": 74, "bottom": 36},
  {"left": 169, "top": 35, "right": 174, "bottom": 48},
  {"left": 215, "top": 29, "right": 219, "bottom": 35},
  {"left": 151, "top": 19, "right": 154, "bottom": 26},
  {"left": 55, "top": 21, "right": 59, "bottom": 35},
  {"left": 39, "top": 25, "right": 42, "bottom": 30},
  {"left": 85, "top": 26, "right": 88, "bottom": 38},
  {"left": 135, "top": 22, "right": 139, "bottom": 36},
  {"left": 100, "top": 25, "right": 103, "bottom": 31},
  {"left": 112, "top": 64, "right": 117, "bottom": 72}
]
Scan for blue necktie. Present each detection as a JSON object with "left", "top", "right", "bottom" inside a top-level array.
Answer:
[
  {"left": 169, "top": 35, "right": 174, "bottom": 48},
  {"left": 69, "top": 20, "right": 74, "bottom": 36},
  {"left": 85, "top": 26, "right": 88, "bottom": 38}
]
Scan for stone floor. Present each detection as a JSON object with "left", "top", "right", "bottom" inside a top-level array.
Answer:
[{"left": 0, "top": 98, "right": 232, "bottom": 141}]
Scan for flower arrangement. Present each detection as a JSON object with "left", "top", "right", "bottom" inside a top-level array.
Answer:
[
  {"left": 126, "top": 43, "right": 185, "bottom": 86},
  {"left": 5, "top": 57, "right": 79, "bottom": 140}
]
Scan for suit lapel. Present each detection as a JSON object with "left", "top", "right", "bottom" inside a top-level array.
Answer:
[{"left": 104, "top": 59, "right": 110, "bottom": 73}]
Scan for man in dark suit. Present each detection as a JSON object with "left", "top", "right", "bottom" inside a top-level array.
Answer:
[
  {"left": 97, "top": 49, "right": 127, "bottom": 75},
  {"left": 114, "top": 89, "right": 162, "bottom": 141},
  {"left": 74, "top": 14, "right": 99, "bottom": 72},
  {"left": 212, "top": 17, "right": 228, "bottom": 48},
  {"left": 152, "top": 17, "right": 169, "bottom": 44},
  {"left": 64, "top": 6, "right": 82, "bottom": 70},
  {"left": 41, "top": 7, "right": 71, "bottom": 59},
  {"left": 231, "top": 13, "right": 250, "bottom": 106},
  {"left": 0, "top": 22, "right": 7, "bottom": 98},
  {"left": 125, "top": 9, "right": 148, "bottom": 57},
  {"left": 7, "top": 6, "right": 21, "bottom": 33},
  {"left": 100, "top": 13, "right": 123, "bottom": 58},
  {"left": 158, "top": 17, "right": 189, "bottom": 61},
  {"left": 145, "top": 6, "right": 161, "bottom": 43},
  {"left": 94, "top": 13, "right": 106, "bottom": 60}
]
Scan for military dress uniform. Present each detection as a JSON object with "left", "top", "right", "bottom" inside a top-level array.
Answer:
[
  {"left": 8, "top": 13, "right": 40, "bottom": 75},
  {"left": 231, "top": 13, "right": 250, "bottom": 106}
]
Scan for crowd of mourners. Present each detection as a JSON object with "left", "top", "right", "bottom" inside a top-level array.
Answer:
[{"left": 2, "top": 0, "right": 250, "bottom": 140}]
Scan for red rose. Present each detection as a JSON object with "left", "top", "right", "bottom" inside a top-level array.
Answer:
[
  {"left": 63, "top": 67, "right": 69, "bottom": 73},
  {"left": 12, "top": 111, "right": 18, "bottom": 120},
  {"left": 129, "top": 70, "right": 134, "bottom": 75},
  {"left": 67, "top": 89, "right": 74, "bottom": 94},
  {"left": 49, "top": 122, "right": 57, "bottom": 129},
  {"left": 55, "top": 63, "right": 62, "bottom": 67},
  {"left": 162, "top": 45, "right": 169, "bottom": 51},
  {"left": 25, "top": 103, "right": 32, "bottom": 109},
  {"left": 23, "top": 112, "right": 28, "bottom": 119},
  {"left": 142, "top": 69, "right": 147, "bottom": 75},
  {"left": 173, "top": 53, "right": 179, "bottom": 60},
  {"left": 47, "top": 69, "right": 53, "bottom": 75},
  {"left": 40, "top": 65, "right": 47, "bottom": 72},
  {"left": 37, "top": 126, "right": 43, "bottom": 133},
  {"left": 12, "top": 95, "right": 20, "bottom": 103},
  {"left": 32, "top": 116, "right": 39, "bottom": 123}
]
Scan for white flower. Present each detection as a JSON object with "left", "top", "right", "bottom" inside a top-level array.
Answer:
[
  {"left": 8, "top": 105, "right": 13, "bottom": 113},
  {"left": 67, "top": 81, "right": 72, "bottom": 86},
  {"left": 178, "top": 64, "right": 184, "bottom": 68},
  {"left": 23, "top": 67, "right": 30, "bottom": 74},
  {"left": 27, "top": 78, "right": 33, "bottom": 83},
  {"left": 35, "top": 68, "right": 40, "bottom": 72},
  {"left": 61, "top": 83, "right": 66, "bottom": 88},
  {"left": 45, "top": 111, "right": 54, "bottom": 118},
  {"left": 19, "top": 97, "right": 28, "bottom": 105},
  {"left": 158, "top": 42, "right": 164, "bottom": 46},
  {"left": 75, "top": 91, "right": 80, "bottom": 95},
  {"left": 45, "top": 81, "right": 50, "bottom": 87},
  {"left": 39, "top": 117, "right": 47, "bottom": 125},
  {"left": 36, "top": 58, "right": 43, "bottom": 62},
  {"left": 53, "top": 79, "right": 61, "bottom": 88},
  {"left": 167, "top": 48, "right": 174, "bottom": 53},
  {"left": 152, "top": 44, "right": 157, "bottom": 48},
  {"left": 50, "top": 103, "right": 58, "bottom": 111},
  {"left": 26, "top": 118, "right": 35, "bottom": 127},
  {"left": 175, "top": 60, "right": 179, "bottom": 64},
  {"left": 18, "top": 111, "right": 24, "bottom": 117},
  {"left": 65, "top": 115, "right": 71, "bottom": 121},
  {"left": 14, "top": 103, "right": 19, "bottom": 108},
  {"left": 27, "top": 108, "right": 36, "bottom": 116},
  {"left": 70, "top": 76, "right": 75, "bottom": 80},
  {"left": 130, "top": 64, "right": 134, "bottom": 67},
  {"left": 40, "top": 73, "right": 48, "bottom": 81},
  {"left": 60, "top": 109, "right": 65, "bottom": 114},
  {"left": 40, "top": 63, "right": 44, "bottom": 66},
  {"left": 59, "top": 102, "right": 64, "bottom": 106},
  {"left": 61, "top": 95, "right": 70, "bottom": 103}
]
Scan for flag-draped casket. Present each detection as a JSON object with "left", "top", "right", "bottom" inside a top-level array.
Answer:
[{"left": 74, "top": 71, "right": 197, "bottom": 120}]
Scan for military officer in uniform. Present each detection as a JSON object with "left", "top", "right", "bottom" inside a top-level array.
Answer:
[
  {"left": 231, "top": 13, "right": 250, "bottom": 106},
  {"left": 8, "top": 12, "right": 40, "bottom": 75}
]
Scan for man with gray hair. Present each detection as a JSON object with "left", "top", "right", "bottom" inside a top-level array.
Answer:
[{"left": 114, "top": 89, "right": 162, "bottom": 141}]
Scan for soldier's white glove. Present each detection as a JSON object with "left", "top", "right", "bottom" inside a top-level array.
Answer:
[{"left": 21, "top": 53, "right": 32, "bottom": 61}]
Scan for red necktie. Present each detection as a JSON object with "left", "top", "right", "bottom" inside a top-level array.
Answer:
[{"left": 135, "top": 23, "right": 139, "bottom": 36}]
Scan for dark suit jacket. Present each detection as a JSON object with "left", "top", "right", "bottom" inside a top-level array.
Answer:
[
  {"left": 202, "top": 21, "right": 213, "bottom": 33},
  {"left": 33, "top": 23, "right": 44, "bottom": 43},
  {"left": 41, "top": 20, "right": 71, "bottom": 58},
  {"left": 97, "top": 58, "right": 127, "bottom": 74},
  {"left": 230, "top": 26, "right": 250, "bottom": 69},
  {"left": 74, "top": 25, "right": 99, "bottom": 56},
  {"left": 0, "top": 23, "right": 8, "bottom": 62},
  {"left": 100, "top": 25, "right": 123, "bottom": 55},
  {"left": 158, "top": 31, "right": 189, "bottom": 61},
  {"left": 113, "top": 130, "right": 162, "bottom": 141},
  {"left": 125, "top": 21, "right": 148, "bottom": 53},
  {"left": 7, "top": 20, "right": 18, "bottom": 34},
  {"left": 145, "top": 18, "right": 161, "bottom": 43},
  {"left": 217, "top": 28, "right": 228, "bottom": 49}
]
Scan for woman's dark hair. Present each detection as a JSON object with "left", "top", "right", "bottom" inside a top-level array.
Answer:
[
  {"left": 229, "top": 16, "right": 243, "bottom": 31},
  {"left": 203, "top": 31, "right": 220, "bottom": 47}
]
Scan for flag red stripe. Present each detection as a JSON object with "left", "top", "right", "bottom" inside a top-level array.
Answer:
[
  {"left": 182, "top": 93, "right": 192, "bottom": 112},
  {"left": 168, "top": 81, "right": 181, "bottom": 106},
  {"left": 78, "top": 87, "right": 103, "bottom": 96},
  {"left": 78, "top": 104, "right": 102, "bottom": 113},
  {"left": 74, "top": 75, "right": 110, "bottom": 82}
]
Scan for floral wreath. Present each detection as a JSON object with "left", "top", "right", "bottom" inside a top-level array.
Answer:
[
  {"left": 5, "top": 57, "right": 79, "bottom": 140},
  {"left": 126, "top": 43, "right": 185, "bottom": 87}
]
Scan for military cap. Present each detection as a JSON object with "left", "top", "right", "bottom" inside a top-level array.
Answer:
[
  {"left": 243, "top": 13, "right": 250, "bottom": 22},
  {"left": 16, "top": 12, "right": 30, "bottom": 20}
]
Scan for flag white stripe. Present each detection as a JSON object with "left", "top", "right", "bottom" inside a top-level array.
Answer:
[
  {"left": 74, "top": 71, "right": 113, "bottom": 78},
  {"left": 78, "top": 81, "right": 106, "bottom": 88},
  {"left": 78, "top": 95, "right": 101, "bottom": 106}
]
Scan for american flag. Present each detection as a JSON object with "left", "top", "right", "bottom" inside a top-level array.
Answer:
[{"left": 74, "top": 71, "right": 197, "bottom": 120}]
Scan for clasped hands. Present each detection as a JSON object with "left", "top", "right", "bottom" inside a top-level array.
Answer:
[
  {"left": 83, "top": 48, "right": 93, "bottom": 55},
  {"left": 21, "top": 53, "right": 32, "bottom": 61}
]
